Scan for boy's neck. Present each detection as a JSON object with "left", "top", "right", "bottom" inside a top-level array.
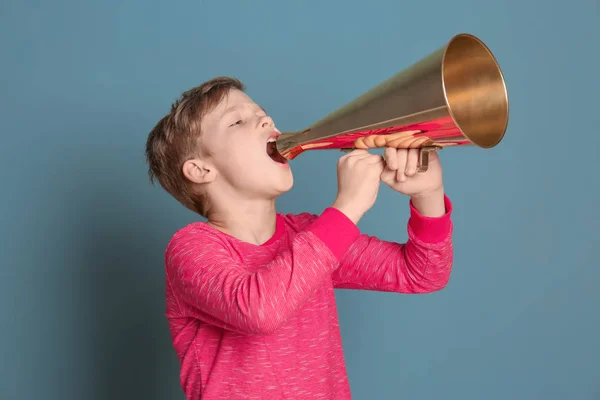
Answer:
[{"left": 207, "top": 198, "right": 278, "bottom": 245}]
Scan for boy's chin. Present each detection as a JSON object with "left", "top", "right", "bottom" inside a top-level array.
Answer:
[{"left": 272, "top": 175, "right": 294, "bottom": 195}]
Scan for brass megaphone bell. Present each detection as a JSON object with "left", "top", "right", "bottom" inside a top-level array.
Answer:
[{"left": 276, "top": 33, "right": 509, "bottom": 172}]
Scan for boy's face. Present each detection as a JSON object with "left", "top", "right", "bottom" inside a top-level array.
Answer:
[{"left": 198, "top": 89, "right": 293, "bottom": 199}]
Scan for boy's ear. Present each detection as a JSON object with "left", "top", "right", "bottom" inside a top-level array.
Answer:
[{"left": 182, "top": 158, "right": 216, "bottom": 184}]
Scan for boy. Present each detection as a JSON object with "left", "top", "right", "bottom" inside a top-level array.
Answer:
[{"left": 146, "top": 77, "right": 453, "bottom": 399}]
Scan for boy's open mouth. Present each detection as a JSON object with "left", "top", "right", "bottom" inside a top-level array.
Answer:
[{"left": 267, "top": 137, "right": 288, "bottom": 164}]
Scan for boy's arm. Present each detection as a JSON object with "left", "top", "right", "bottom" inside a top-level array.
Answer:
[
  {"left": 165, "top": 211, "right": 360, "bottom": 336},
  {"left": 331, "top": 194, "right": 453, "bottom": 293}
]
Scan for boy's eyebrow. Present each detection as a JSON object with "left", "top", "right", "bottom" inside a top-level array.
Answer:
[
  {"left": 220, "top": 105, "right": 267, "bottom": 120},
  {"left": 220, "top": 106, "right": 239, "bottom": 120}
]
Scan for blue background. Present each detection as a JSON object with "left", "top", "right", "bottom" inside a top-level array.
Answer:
[{"left": 1, "top": 1, "right": 598, "bottom": 399}]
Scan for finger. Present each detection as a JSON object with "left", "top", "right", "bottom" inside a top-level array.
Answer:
[
  {"left": 395, "top": 149, "right": 408, "bottom": 182},
  {"left": 339, "top": 149, "right": 356, "bottom": 159},
  {"left": 427, "top": 149, "right": 441, "bottom": 164},
  {"left": 367, "top": 154, "right": 384, "bottom": 165},
  {"left": 383, "top": 147, "right": 399, "bottom": 170},
  {"left": 374, "top": 155, "right": 386, "bottom": 174},
  {"left": 379, "top": 158, "right": 387, "bottom": 174},
  {"left": 339, "top": 149, "right": 369, "bottom": 163},
  {"left": 348, "top": 149, "right": 372, "bottom": 160},
  {"left": 380, "top": 166, "right": 395, "bottom": 185},
  {"left": 341, "top": 148, "right": 367, "bottom": 156},
  {"left": 405, "top": 149, "right": 420, "bottom": 176}
]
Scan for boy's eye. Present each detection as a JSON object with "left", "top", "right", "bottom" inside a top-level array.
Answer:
[{"left": 229, "top": 120, "right": 242, "bottom": 127}]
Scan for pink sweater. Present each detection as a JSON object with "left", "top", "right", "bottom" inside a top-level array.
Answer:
[{"left": 164, "top": 196, "right": 454, "bottom": 399}]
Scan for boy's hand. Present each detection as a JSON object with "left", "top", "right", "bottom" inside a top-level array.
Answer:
[
  {"left": 332, "top": 149, "right": 385, "bottom": 224},
  {"left": 381, "top": 147, "right": 446, "bottom": 217}
]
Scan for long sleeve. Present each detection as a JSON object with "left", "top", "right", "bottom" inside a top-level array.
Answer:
[
  {"left": 164, "top": 211, "right": 361, "bottom": 336},
  {"left": 331, "top": 195, "right": 454, "bottom": 294}
]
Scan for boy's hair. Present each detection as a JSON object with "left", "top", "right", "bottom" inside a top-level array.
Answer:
[{"left": 145, "top": 77, "right": 245, "bottom": 216}]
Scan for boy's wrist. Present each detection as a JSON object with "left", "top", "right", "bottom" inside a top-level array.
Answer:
[
  {"left": 410, "top": 187, "right": 446, "bottom": 218},
  {"left": 331, "top": 200, "right": 363, "bottom": 225},
  {"left": 408, "top": 192, "right": 453, "bottom": 243}
]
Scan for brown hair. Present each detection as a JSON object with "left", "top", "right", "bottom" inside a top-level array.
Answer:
[{"left": 145, "top": 76, "right": 245, "bottom": 216}]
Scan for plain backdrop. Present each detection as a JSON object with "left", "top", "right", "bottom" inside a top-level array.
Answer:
[{"left": 1, "top": 1, "right": 599, "bottom": 399}]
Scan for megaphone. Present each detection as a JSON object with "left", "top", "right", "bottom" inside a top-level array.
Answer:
[{"left": 276, "top": 33, "right": 509, "bottom": 172}]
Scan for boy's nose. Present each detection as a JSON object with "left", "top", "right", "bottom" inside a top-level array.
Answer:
[{"left": 260, "top": 116, "right": 274, "bottom": 128}]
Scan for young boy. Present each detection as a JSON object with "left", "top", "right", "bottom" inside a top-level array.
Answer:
[{"left": 146, "top": 77, "right": 453, "bottom": 399}]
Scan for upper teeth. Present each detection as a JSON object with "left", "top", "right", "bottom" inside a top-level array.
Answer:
[{"left": 267, "top": 137, "right": 276, "bottom": 143}]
